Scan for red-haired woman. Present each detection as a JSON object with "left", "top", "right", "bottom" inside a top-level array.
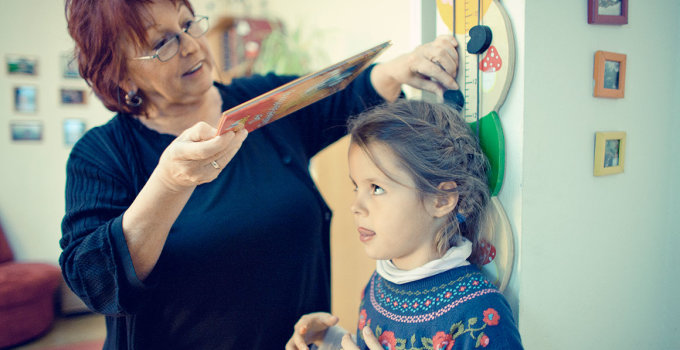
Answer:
[{"left": 59, "top": 0, "right": 459, "bottom": 349}]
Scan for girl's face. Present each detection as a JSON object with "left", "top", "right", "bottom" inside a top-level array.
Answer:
[
  {"left": 348, "top": 142, "right": 444, "bottom": 270},
  {"left": 124, "top": 1, "right": 214, "bottom": 110}
]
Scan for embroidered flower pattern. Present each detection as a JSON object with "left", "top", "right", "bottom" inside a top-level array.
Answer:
[
  {"left": 363, "top": 307, "right": 501, "bottom": 349},
  {"left": 358, "top": 309, "right": 368, "bottom": 330},
  {"left": 478, "top": 334, "right": 490, "bottom": 347},
  {"left": 432, "top": 331, "right": 455, "bottom": 350},
  {"left": 483, "top": 308, "right": 500, "bottom": 326},
  {"left": 378, "top": 330, "right": 397, "bottom": 350}
]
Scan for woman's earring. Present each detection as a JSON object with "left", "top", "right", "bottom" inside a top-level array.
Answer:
[{"left": 125, "top": 90, "right": 143, "bottom": 107}]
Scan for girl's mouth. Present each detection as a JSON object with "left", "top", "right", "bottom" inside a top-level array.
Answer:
[{"left": 358, "top": 227, "right": 375, "bottom": 242}]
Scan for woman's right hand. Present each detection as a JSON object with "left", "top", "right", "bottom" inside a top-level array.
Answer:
[
  {"left": 285, "top": 312, "right": 339, "bottom": 350},
  {"left": 155, "top": 122, "right": 248, "bottom": 192}
]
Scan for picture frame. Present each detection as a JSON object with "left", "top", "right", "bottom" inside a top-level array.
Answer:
[
  {"left": 63, "top": 118, "right": 87, "bottom": 146},
  {"left": 593, "top": 51, "right": 626, "bottom": 98},
  {"left": 6, "top": 54, "right": 38, "bottom": 76},
  {"left": 61, "top": 52, "right": 80, "bottom": 79},
  {"left": 593, "top": 131, "right": 626, "bottom": 176},
  {"left": 588, "top": 0, "right": 628, "bottom": 25},
  {"left": 14, "top": 85, "right": 37, "bottom": 113},
  {"left": 60, "top": 88, "right": 87, "bottom": 105},
  {"left": 10, "top": 120, "right": 43, "bottom": 141}
]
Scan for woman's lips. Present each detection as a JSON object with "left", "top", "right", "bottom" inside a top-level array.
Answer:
[
  {"left": 183, "top": 62, "right": 203, "bottom": 76},
  {"left": 358, "top": 227, "right": 375, "bottom": 242}
]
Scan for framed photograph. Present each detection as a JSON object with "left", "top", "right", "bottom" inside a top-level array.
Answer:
[
  {"left": 588, "top": 0, "right": 628, "bottom": 25},
  {"left": 60, "top": 88, "right": 87, "bottom": 105},
  {"left": 6, "top": 54, "right": 38, "bottom": 75},
  {"left": 14, "top": 85, "right": 37, "bottom": 113},
  {"left": 594, "top": 131, "right": 626, "bottom": 176},
  {"left": 594, "top": 51, "right": 626, "bottom": 98},
  {"left": 10, "top": 120, "right": 43, "bottom": 141},
  {"left": 63, "top": 118, "right": 86, "bottom": 146},
  {"left": 61, "top": 52, "right": 80, "bottom": 79}
]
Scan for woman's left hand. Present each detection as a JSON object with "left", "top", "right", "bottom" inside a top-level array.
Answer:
[
  {"left": 341, "top": 327, "right": 383, "bottom": 350},
  {"left": 371, "top": 35, "right": 459, "bottom": 101}
]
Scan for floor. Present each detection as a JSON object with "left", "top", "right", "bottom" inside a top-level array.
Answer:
[{"left": 11, "top": 313, "right": 106, "bottom": 350}]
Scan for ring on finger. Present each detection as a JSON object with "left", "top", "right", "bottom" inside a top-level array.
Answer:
[{"left": 210, "top": 160, "right": 220, "bottom": 169}]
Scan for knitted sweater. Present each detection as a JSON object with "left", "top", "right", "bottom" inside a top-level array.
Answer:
[
  {"left": 59, "top": 67, "right": 385, "bottom": 349},
  {"left": 355, "top": 265, "right": 523, "bottom": 350}
]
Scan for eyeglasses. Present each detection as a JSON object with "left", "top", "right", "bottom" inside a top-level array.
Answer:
[{"left": 134, "top": 16, "right": 209, "bottom": 62}]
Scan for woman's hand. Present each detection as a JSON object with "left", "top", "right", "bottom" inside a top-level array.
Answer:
[
  {"left": 285, "top": 312, "right": 340, "bottom": 350},
  {"left": 371, "top": 35, "right": 459, "bottom": 101},
  {"left": 341, "top": 327, "right": 383, "bottom": 350},
  {"left": 155, "top": 122, "right": 248, "bottom": 193}
]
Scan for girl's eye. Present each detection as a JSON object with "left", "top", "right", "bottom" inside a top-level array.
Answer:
[{"left": 372, "top": 185, "right": 385, "bottom": 195}]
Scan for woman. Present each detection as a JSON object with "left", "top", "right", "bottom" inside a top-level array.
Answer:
[{"left": 60, "top": 0, "right": 459, "bottom": 349}]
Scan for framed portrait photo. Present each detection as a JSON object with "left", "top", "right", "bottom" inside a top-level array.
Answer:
[
  {"left": 6, "top": 54, "right": 38, "bottom": 76},
  {"left": 60, "top": 88, "right": 87, "bottom": 105},
  {"left": 594, "top": 51, "right": 626, "bottom": 98},
  {"left": 594, "top": 131, "right": 626, "bottom": 176},
  {"left": 14, "top": 85, "right": 38, "bottom": 113},
  {"left": 61, "top": 52, "right": 80, "bottom": 79},
  {"left": 63, "top": 118, "right": 87, "bottom": 146},
  {"left": 10, "top": 120, "right": 43, "bottom": 142},
  {"left": 588, "top": 0, "right": 628, "bottom": 25}
]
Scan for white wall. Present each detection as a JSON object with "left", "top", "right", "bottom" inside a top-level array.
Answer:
[
  {"left": 0, "top": 0, "right": 110, "bottom": 262},
  {"left": 521, "top": 0, "right": 680, "bottom": 348}
]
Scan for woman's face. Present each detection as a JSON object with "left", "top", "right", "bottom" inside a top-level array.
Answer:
[{"left": 124, "top": 1, "right": 215, "bottom": 110}]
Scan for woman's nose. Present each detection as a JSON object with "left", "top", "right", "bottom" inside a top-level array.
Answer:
[{"left": 179, "top": 32, "right": 200, "bottom": 56}]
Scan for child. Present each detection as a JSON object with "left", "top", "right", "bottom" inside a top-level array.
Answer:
[{"left": 285, "top": 99, "right": 522, "bottom": 350}]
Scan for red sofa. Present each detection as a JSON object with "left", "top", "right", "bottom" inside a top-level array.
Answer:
[{"left": 0, "top": 220, "right": 62, "bottom": 348}]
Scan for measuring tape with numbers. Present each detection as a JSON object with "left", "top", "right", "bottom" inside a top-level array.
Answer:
[
  {"left": 435, "top": 0, "right": 517, "bottom": 292},
  {"left": 436, "top": 0, "right": 515, "bottom": 123}
]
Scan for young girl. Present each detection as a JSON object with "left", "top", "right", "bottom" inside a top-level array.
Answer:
[{"left": 286, "top": 99, "right": 522, "bottom": 350}]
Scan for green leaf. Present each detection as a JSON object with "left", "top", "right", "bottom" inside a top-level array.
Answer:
[
  {"left": 451, "top": 321, "right": 465, "bottom": 337},
  {"left": 468, "top": 317, "right": 478, "bottom": 327},
  {"left": 422, "top": 337, "right": 434, "bottom": 350},
  {"left": 475, "top": 332, "right": 486, "bottom": 347}
]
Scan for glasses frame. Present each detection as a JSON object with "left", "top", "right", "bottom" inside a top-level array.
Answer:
[{"left": 133, "top": 16, "right": 209, "bottom": 62}]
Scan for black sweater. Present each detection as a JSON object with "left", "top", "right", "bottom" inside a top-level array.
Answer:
[{"left": 60, "top": 66, "right": 384, "bottom": 349}]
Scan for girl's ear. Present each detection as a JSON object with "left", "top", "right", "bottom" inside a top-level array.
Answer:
[{"left": 426, "top": 181, "right": 459, "bottom": 218}]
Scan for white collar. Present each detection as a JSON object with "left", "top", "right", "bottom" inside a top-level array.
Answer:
[{"left": 376, "top": 237, "right": 472, "bottom": 284}]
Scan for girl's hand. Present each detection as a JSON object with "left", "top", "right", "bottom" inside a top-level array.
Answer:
[
  {"left": 371, "top": 35, "right": 459, "bottom": 101},
  {"left": 155, "top": 122, "right": 248, "bottom": 192},
  {"left": 285, "top": 312, "right": 340, "bottom": 350},
  {"left": 341, "top": 326, "right": 383, "bottom": 350}
]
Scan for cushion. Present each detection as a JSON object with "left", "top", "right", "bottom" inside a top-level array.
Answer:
[
  {"left": 0, "top": 262, "right": 62, "bottom": 308},
  {"left": 0, "top": 221, "right": 13, "bottom": 263}
]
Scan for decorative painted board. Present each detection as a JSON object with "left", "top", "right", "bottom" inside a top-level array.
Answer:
[
  {"left": 436, "top": 0, "right": 515, "bottom": 122},
  {"left": 471, "top": 197, "right": 514, "bottom": 292}
]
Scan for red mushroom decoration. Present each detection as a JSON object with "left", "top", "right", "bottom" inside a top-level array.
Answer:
[
  {"left": 480, "top": 46, "right": 502, "bottom": 73},
  {"left": 472, "top": 238, "right": 497, "bottom": 266}
]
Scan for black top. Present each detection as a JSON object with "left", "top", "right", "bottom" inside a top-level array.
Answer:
[{"left": 60, "top": 67, "right": 385, "bottom": 349}]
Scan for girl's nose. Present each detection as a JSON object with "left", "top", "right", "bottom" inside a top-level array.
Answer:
[{"left": 350, "top": 196, "right": 366, "bottom": 216}]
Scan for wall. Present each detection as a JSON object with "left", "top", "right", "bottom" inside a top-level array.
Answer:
[
  {"left": 521, "top": 0, "right": 680, "bottom": 348},
  {"left": 0, "top": 0, "right": 111, "bottom": 262}
]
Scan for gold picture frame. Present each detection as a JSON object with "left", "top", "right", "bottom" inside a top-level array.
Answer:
[{"left": 594, "top": 131, "right": 626, "bottom": 176}]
